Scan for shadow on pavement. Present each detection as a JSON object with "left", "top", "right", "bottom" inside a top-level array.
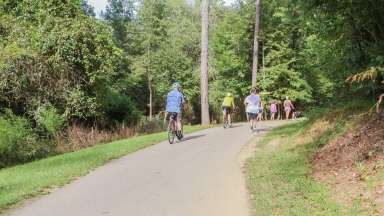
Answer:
[
  {"left": 228, "top": 124, "right": 242, "bottom": 128},
  {"left": 256, "top": 127, "right": 272, "bottom": 132},
  {"left": 180, "top": 134, "right": 206, "bottom": 142}
]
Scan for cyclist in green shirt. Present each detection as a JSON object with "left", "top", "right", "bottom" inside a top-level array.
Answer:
[{"left": 222, "top": 92, "right": 235, "bottom": 127}]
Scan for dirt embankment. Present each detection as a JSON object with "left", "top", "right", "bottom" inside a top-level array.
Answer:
[{"left": 313, "top": 114, "right": 384, "bottom": 214}]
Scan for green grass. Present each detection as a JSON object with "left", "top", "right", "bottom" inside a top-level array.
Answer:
[
  {"left": 246, "top": 122, "right": 345, "bottom": 216},
  {"left": 245, "top": 101, "right": 370, "bottom": 216},
  {"left": 0, "top": 125, "right": 211, "bottom": 212}
]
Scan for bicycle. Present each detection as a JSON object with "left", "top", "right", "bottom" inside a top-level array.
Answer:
[
  {"left": 223, "top": 109, "right": 231, "bottom": 129},
  {"left": 167, "top": 112, "right": 183, "bottom": 144},
  {"left": 223, "top": 107, "right": 237, "bottom": 129}
]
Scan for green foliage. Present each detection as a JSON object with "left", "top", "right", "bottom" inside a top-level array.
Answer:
[
  {"left": 259, "top": 63, "right": 312, "bottom": 103},
  {"left": 0, "top": 0, "right": 124, "bottom": 123},
  {"left": 0, "top": 110, "right": 46, "bottom": 168},
  {"left": 103, "top": 88, "right": 141, "bottom": 125},
  {"left": 63, "top": 88, "right": 99, "bottom": 120},
  {"left": 1, "top": 0, "right": 383, "bottom": 167},
  {"left": 35, "top": 105, "right": 65, "bottom": 136}
]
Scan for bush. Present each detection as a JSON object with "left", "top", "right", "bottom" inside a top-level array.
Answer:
[
  {"left": 103, "top": 89, "right": 141, "bottom": 125},
  {"left": 0, "top": 111, "right": 51, "bottom": 167},
  {"left": 35, "top": 105, "right": 65, "bottom": 136}
]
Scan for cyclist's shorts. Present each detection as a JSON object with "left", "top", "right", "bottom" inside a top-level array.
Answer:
[
  {"left": 247, "top": 112, "right": 257, "bottom": 120},
  {"left": 222, "top": 106, "right": 232, "bottom": 114},
  {"left": 167, "top": 112, "right": 180, "bottom": 120}
]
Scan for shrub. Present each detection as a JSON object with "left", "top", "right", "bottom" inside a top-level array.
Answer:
[
  {"left": 35, "top": 105, "right": 65, "bottom": 136},
  {"left": 103, "top": 89, "right": 141, "bottom": 125},
  {"left": 0, "top": 111, "right": 48, "bottom": 167}
]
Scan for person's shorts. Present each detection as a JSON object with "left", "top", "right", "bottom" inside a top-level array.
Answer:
[
  {"left": 222, "top": 106, "right": 232, "bottom": 114},
  {"left": 247, "top": 112, "right": 257, "bottom": 120},
  {"left": 167, "top": 112, "right": 181, "bottom": 121}
]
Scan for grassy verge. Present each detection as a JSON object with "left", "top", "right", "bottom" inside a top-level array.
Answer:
[
  {"left": 246, "top": 102, "right": 369, "bottom": 215},
  {"left": 0, "top": 124, "right": 212, "bottom": 212}
]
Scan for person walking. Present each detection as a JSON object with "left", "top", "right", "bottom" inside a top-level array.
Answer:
[
  {"left": 270, "top": 100, "right": 277, "bottom": 120},
  {"left": 283, "top": 96, "right": 294, "bottom": 120},
  {"left": 244, "top": 88, "right": 262, "bottom": 131}
]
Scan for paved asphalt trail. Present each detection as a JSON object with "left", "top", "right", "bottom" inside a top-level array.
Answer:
[{"left": 8, "top": 121, "right": 285, "bottom": 216}]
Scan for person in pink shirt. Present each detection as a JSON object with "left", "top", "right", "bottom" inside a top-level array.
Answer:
[
  {"left": 270, "top": 100, "right": 277, "bottom": 120},
  {"left": 283, "top": 96, "right": 295, "bottom": 120}
]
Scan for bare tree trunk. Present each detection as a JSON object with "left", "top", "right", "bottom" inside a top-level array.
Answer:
[
  {"left": 147, "top": 45, "right": 153, "bottom": 120},
  {"left": 148, "top": 76, "right": 153, "bottom": 120},
  {"left": 251, "top": 0, "right": 262, "bottom": 87},
  {"left": 200, "top": 0, "right": 210, "bottom": 125}
]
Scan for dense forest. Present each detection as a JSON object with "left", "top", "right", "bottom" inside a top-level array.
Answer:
[{"left": 0, "top": 0, "right": 383, "bottom": 167}]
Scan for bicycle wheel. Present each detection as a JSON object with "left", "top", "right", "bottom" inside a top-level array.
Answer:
[
  {"left": 223, "top": 114, "right": 228, "bottom": 129},
  {"left": 223, "top": 120, "right": 228, "bottom": 129},
  {"left": 176, "top": 121, "right": 184, "bottom": 140},
  {"left": 168, "top": 121, "right": 175, "bottom": 144}
]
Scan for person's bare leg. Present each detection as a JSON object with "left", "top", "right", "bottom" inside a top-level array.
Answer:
[
  {"left": 228, "top": 114, "right": 232, "bottom": 125},
  {"left": 176, "top": 114, "right": 182, "bottom": 131}
]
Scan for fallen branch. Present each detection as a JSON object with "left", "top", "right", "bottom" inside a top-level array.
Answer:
[{"left": 377, "top": 93, "right": 384, "bottom": 113}]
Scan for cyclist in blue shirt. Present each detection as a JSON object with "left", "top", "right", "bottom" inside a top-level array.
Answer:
[{"left": 166, "top": 82, "right": 185, "bottom": 138}]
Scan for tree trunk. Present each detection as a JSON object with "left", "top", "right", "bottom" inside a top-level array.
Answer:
[
  {"left": 147, "top": 44, "right": 153, "bottom": 120},
  {"left": 251, "top": 0, "right": 262, "bottom": 87},
  {"left": 200, "top": 0, "right": 210, "bottom": 125},
  {"left": 148, "top": 75, "right": 153, "bottom": 120}
]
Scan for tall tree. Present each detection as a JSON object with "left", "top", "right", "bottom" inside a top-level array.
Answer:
[
  {"left": 134, "top": 0, "right": 168, "bottom": 120},
  {"left": 251, "top": 0, "right": 261, "bottom": 87},
  {"left": 200, "top": 0, "right": 210, "bottom": 125}
]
